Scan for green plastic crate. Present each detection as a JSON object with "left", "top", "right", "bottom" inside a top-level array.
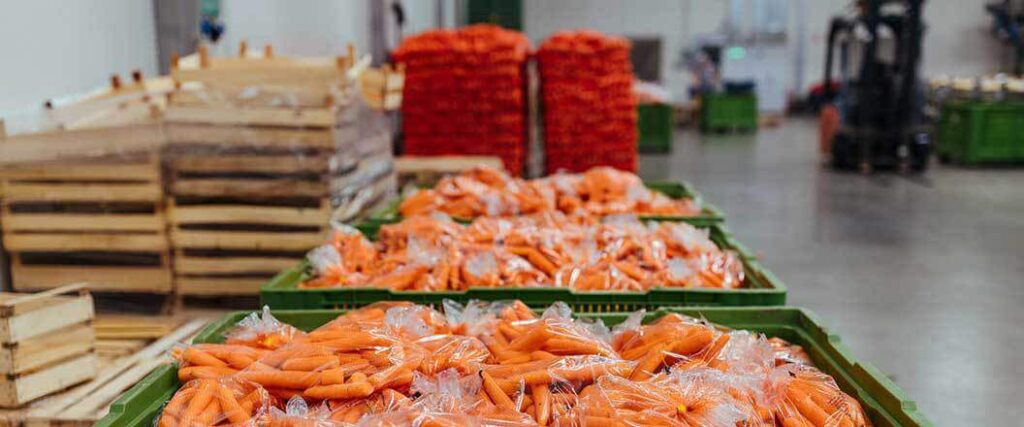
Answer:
[
  {"left": 97, "top": 307, "right": 931, "bottom": 427},
  {"left": 259, "top": 222, "right": 780, "bottom": 311},
  {"left": 701, "top": 92, "right": 758, "bottom": 132},
  {"left": 937, "top": 100, "right": 1024, "bottom": 164},
  {"left": 638, "top": 103, "right": 674, "bottom": 153},
  {"left": 371, "top": 181, "right": 725, "bottom": 227}
]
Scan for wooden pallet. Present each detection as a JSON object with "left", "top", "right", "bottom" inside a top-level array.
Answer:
[
  {"left": 0, "top": 319, "right": 207, "bottom": 426},
  {"left": 0, "top": 155, "right": 172, "bottom": 294},
  {"left": 0, "top": 285, "right": 96, "bottom": 409}
]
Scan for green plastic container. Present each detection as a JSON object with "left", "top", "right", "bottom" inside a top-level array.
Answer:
[
  {"left": 701, "top": 92, "right": 758, "bottom": 132},
  {"left": 259, "top": 222, "right": 780, "bottom": 311},
  {"left": 371, "top": 181, "right": 725, "bottom": 227},
  {"left": 638, "top": 103, "right": 674, "bottom": 153},
  {"left": 97, "top": 307, "right": 931, "bottom": 427},
  {"left": 937, "top": 100, "right": 1024, "bottom": 164}
]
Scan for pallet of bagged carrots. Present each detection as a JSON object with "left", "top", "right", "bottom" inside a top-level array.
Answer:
[
  {"left": 97, "top": 301, "right": 930, "bottom": 426},
  {"left": 368, "top": 166, "right": 726, "bottom": 227},
  {"left": 259, "top": 210, "right": 782, "bottom": 311}
]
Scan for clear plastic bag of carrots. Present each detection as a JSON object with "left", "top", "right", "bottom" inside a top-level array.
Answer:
[
  {"left": 158, "top": 377, "right": 270, "bottom": 427},
  {"left": 399, "top": 166, "right": 701, "bottom": 220},
  {"left": 159, "top": 301, "right": 871, "bottom": 427},
  {"left": 299, "top": 212, "right": 744, "bottom": 292}
]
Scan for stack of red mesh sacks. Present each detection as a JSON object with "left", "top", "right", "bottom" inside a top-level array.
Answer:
[
  {"left": 538, "top": 30, "right": 638, "bottom": 173},
  {"left": 394, "top": 24, "right": 531, "bottom": 175}
]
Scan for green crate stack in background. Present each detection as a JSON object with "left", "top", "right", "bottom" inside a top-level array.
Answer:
[
  {"left": 937, "top": 100, "right": 1024, "bottom": 164},
  {"left": 97, "top": 307, "right": 931, "bottom": 427},
  {"left": 701, "top": 92, "right": 758, "bottom": 132},
  {"left": 637, "top": 103, "right": 674, "bottom": 152}
]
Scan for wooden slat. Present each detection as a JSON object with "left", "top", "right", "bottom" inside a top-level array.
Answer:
[
  {"left": 168, "top": 88, "right": 335, "bottom": 109},
  {"left": 395, "top": 155, "right": 505, "bottom": 175},
  {"left": 164, "top": 123, "right": 335, "bottom": 150},
  {"left": 172, "top": 64, "right": 346, "bottom": 96},
  {"left": 168, "top": 153, "right": 329, "bottom": 174},
  {"left": 174, "top": 256, "right": 300, "bottom": 274},
  {"left": 0, "top": 182, "right": 161, "bottom": 202},
  {"left": 10, "top": 265, "right": 172, "bottom": 293},
  {"left": 1, "top": 214, "right": 164, "bottom": 232},
  {"left": 169, "top": 178, "right": 327, "bottom": 198},
  {"left": 175, "top": 277, "right": 266, "bottom": 296},
  {"left": 0, "top": 163, "right": 158, "bottom": 181},
  {"left": 164, "top": 105, "right": 338, "bottom": 128},
  {"left": 0, "top": 353, "right": 97, "bottom": 406},
  {"left": 0, "top": 125, "right": 162, "bottom": 166},
  {"left": 168, "top": 204, "right": 328, "bottom": 226},
  {"left": 3, "top": 233, "right": 168, "bottom": 252},
  {"left": 170, "top": 229, "right": 324, "bottom": 251},
  {"left": 0, "top": 324, "right": 94, "bottom": 374}
]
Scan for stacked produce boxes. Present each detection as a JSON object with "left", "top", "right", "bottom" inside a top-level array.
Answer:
[
  {"left": 0, "top": 93, "right": 171, "bottom": 296},
  {"left": 538, "top": 31, "right": 638, "bottom": 173},
  {"left": 162, "top": 45, "right": 395, "bottom": 297},
  {"left": 394, "top": 25, "right": 531, "bottom": 175}
]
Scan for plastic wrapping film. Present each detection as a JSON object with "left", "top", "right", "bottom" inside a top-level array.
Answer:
[
  {"left": 398, "top": 166, "right": 700, "bottom": 220},
  {"left": 299, "top": 211, "right": 743, "bottom": 291},
  {"left": 159, "top": 300, "right": 873, "bottom": 426},
  {"left": 156, "top": 376, "right": 272, "bottom": 427}
]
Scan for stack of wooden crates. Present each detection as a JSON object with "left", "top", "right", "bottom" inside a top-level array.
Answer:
[
  {"left": 0, "top": 93, "right": 170, "bottom": 296},
  {"left": 0, "top": 284, "right": 96, "bottom": 408},
  {"left": 163, "top": 44, "right": 395, "bottom": 297}
]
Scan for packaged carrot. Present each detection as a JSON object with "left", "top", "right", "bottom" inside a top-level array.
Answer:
[
  {"left": 224, "top": 306, "right": 303, "bottom": 350},
  {"left": 355, "top": 369, "right": 537, "bottom": 427},
  {"left": 171, "top": 343, "right": 268, "bottom": 382},
  {"left": 568, "top": 369, "right": 772, "bottom": 427},
  {"left": 768, "top": 365, "right": 872, "bottom": 427},
  {"left": 157, "top": 377, "right": 271, "bottom": 427}
]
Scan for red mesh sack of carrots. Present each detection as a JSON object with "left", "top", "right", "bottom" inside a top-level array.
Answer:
[
  {"left": 399, "top": 166, "right": 700, "bottom": 220},
  {"left": 393, "top": 25, "right": 531, "bottom": 175},
  {"left": 538, "top": 30, "right": 638, "bottom": 174},
  {"left": 157, "top": 377, "right": 271, "bottom": 427}
]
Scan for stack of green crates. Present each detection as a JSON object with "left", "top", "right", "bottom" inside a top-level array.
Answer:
[
  {"left": 96, "top": 178, "right": 931, "bottom": 426},
  {"left": 937, "top": 99, "right": 1024, "bottom": 164},
  {"left": 701, "top": 92, "right": 758, "bottom": 132},
  {"left": 637, "top": 103, "right": 674, "bottom": 153}
]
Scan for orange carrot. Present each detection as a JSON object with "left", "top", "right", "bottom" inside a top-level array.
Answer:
[
  {"left": 481, "top": 371, "right": 515, "bottom": 409},
  {"left": 533, "top": 383, "right": 551, "bottom": 426},
  {"left": 304, "top": 382, "right": 374, "bottom": 400}
]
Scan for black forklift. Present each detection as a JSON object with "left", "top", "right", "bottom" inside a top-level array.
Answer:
[{"left": 822, "top": 0, "right": 930, "bottom": 172}]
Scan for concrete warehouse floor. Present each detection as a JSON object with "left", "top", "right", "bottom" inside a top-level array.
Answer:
[{"left": 638, "top": 117, "right": 1024, "bottom": 426}]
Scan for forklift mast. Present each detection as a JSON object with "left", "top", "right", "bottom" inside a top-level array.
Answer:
[{"left": 822, "top": 0, "right": 929, "bottom": 172}]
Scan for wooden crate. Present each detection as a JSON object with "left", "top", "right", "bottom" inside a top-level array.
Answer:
[
  {"left": 0, "top": 319, "right": 207, "bottom": 426},
  {"left": 0, "top": 155, "right": 171, "bottom": 293},
  {"left": 0, "top": 285, "right": 96, "bottom": 409},
  {"left": 168, "top": 198, "right": 330, "bottom": 295}
]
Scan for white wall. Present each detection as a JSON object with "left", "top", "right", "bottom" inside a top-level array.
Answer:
[
  {"left": 523, "top": 0, "right": 700, "bottom": 102},
  {"left": 0, "top": 0, "right": 157, "bottom": 117},
  {"left": 526, "top": 0, "right": 1007, "bottom": 102},
  {"left": 215, "top": 0, "right": 372, "bottom": 58}
]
